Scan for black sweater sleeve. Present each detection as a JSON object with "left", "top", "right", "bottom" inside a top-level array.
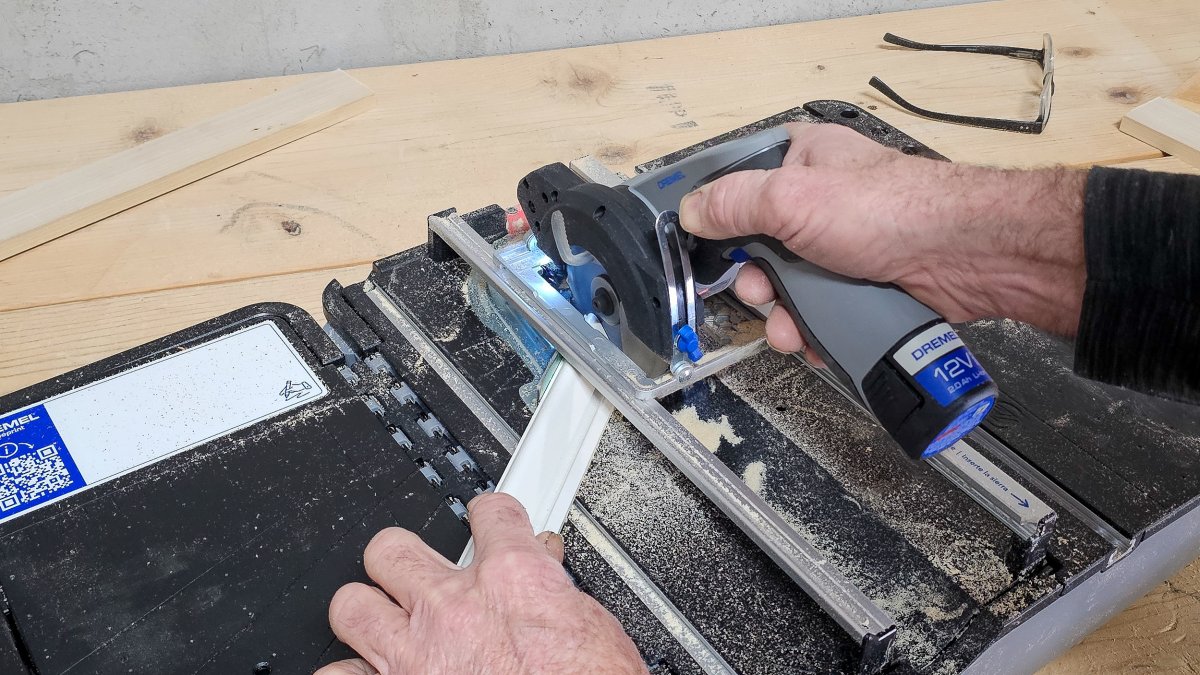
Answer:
[{"left": 1074, "top": 166, "right": 1200, "bottom": 404}]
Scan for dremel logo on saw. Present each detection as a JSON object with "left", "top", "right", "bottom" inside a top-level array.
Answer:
[{"left": 656, "top": 171, "right": 686, "bottom": 190}]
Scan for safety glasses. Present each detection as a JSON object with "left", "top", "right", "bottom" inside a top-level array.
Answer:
[{"left": 869, "top": 33, "right": 1055, "bottom": 134}]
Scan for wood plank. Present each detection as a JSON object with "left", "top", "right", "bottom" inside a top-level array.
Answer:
[
  {"left": 0, "top": 70, "right": 374, "bottom": 261},
  {"left": 1041, "top": 559, "right": 1200, "bottom": 674},
  {"left": 1110, "top": 155, "right": 1200, "bottom": 174},
  {"left": 1120, "top": 97, "right": 1200, "bottom": 169},
  {"left": 0, "top": 265, "right": 368, "bottom": 395},
  {"left": 0, "top": 0, "right": 1196, "bottom": 312}
]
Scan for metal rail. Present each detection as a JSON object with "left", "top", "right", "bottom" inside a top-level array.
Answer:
[
  {"left": 969, "top": 428, "right": 1135, "bottom": 566},
  {"left": 569, "top": 505, "right": 736, "bottom": 675},
  {"left": 430, "top": 212, "right": 897, "bottom": 672},
  {"left": 365, "top": 285, "right": 737, "bottom": 674},
  {"left": 803, "top": 362, "right": 1059, "bottom": 568}
]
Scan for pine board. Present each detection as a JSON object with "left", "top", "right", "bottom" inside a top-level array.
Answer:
[
  {"left": 0, "top": 265, "right": 368, "bottom": 395},
  {"left": 0, "top": 0, "right": 1196, "bottom": 311},
  {"left": 0, "top": 70, "right": 374, "bottom": 261}
]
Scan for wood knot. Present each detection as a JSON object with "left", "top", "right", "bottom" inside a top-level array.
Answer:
[
  {"left": 564, "top": 62, "right": 615, "bottom": 98},
  {"left": 128, "top": 120, "right": 165, "bottom": 145},
  {"left": 1060, "top": 46, "right": 1094, "bottom": 58},
  {"left": 815, "top": 64, "right": 826, "bottom": 71},
  {"left": 595, "top": 143, "right": 635, "bottom": 165},
  {"left": 280, "top": 219, "right": 302, "bottom": 236},
  {"left": 1107, "top": 86, "right": 1145, "bottom": 105}
]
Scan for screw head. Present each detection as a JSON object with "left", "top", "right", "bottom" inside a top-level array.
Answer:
[
  {"left": 592, "top": 286, "right": 616, "bottom": 318},
  {"left": 670, "top": 360, "right": 694, "bottom": 381}
]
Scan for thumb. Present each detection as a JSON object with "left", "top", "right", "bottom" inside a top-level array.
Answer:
[{"left": 678, "top": 167, "right": 804, "bottom": 241}]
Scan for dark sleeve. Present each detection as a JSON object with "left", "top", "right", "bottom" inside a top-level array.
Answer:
[{"left": 1074, "top": 166, "right": 1200, "bottom": 404}]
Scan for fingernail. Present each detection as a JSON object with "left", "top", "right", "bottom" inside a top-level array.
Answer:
[{"left": 678, "top": 189, "right": 704, "bottom": 233}]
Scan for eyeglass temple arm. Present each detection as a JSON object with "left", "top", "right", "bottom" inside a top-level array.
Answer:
[
  {"left": 867, "top": 77, "right": 1044, "bottom": 134},
  {"left": 883, "top": 33, "right": 1044, "bottom": 62}
]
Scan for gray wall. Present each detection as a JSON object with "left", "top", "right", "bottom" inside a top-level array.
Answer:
[{"left": 0, "top": 0, "right": 976, "bottom": 103}]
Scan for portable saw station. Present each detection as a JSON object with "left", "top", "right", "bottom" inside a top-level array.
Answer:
[{"left": 0, "top": 1, "right": 1198, "bottom": 673}]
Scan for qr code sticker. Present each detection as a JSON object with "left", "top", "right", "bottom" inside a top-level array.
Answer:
[{"left": 0, "top": 444, "right": 77, "bottom": 512}]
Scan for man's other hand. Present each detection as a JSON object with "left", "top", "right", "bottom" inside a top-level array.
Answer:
[{"left": 316, "top": 493, "right": 646, "bottom": 675}]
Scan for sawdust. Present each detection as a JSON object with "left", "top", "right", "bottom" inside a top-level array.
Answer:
[
  {"left": 725, "top": 318, "right": 766, "bottom": 347},
  {"left": 670, "top": 405, "right": 743, "bottom": 453},
  {"left": 584, "top": 410, "right": 967, "bottom": 670},
  {"left": 715, "top": 351, "right": 1015, "bottom": 605},
  {"left": 579, "top": 417, "right": 715, "bottom": 559},
  {"left": 924, "top": 602, "right": 970, "bottom": 622},
  {"left": 743, "top": 461, "right": 766, "bottom": 494},
  {"left": 771, "top": 506, "right": 961, "bottom": 669},
  {"left": 577, "top": 415, "right": 862, "bottom": 673},
  {"left": 421, "top": 278, "right": 470, "bottom": 343}
]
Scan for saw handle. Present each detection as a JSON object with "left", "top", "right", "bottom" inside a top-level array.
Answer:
[{"left": 727, "top": 238, "right": 997, "bottom": 459}]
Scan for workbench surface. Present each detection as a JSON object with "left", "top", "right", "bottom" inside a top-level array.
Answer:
[{"left": 1, "top": 0, "right": 1197, "bottom": 671}]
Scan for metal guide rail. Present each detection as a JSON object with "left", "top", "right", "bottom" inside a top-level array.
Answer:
[
  {"left": 359, "top": 286, "right": 737, "bottom": 674},
  {"left": 429, "top": 210, "right": 898, "bottom": 672}
]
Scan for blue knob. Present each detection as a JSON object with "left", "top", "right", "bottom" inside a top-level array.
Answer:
[{"left": 675, "top": 326, "right": 703, "bottom": 362}]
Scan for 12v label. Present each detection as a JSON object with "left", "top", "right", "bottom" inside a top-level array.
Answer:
[
  {"left": 0, "top": 321, "right": 329, "bottom": 526},
  {"left": 913, "top": 347, "right": 991, "bottom": 406}
]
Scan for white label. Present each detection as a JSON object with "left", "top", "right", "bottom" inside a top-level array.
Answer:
[
  {"left": 941, "top": 441, "right": 1055, "bottom": 528},
  {"left": 892, "top": 322, "right": 964, "bottom": 375},
  {"left": 0, "top": 321, "right": 329, "bottom": 525}
]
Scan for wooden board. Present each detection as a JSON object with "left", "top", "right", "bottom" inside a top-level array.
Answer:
[
  {"left": 1120, "top": 96, "right": 1200, "bottom": 169},
  {"left": 0, "top": 265, "right": 368, "bottom": 395},
  {"left": 1112, "top": 155, "right": 1200, "bottom": 174},
  {"left": 0, "top": 70, "right": 374, "bottom": 261},
  {"left": 1042, "top": 559, "right": 1200, "bottom": 674},
  {"left": 0, "top": 0, "right": 1197, "bottom": 311}
]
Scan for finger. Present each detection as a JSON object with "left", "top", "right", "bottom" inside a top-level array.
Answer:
[
  {"left": 781, "top": 121, "right": 821, "bottom": 167},
  {"left": 784, "top": 122, "right": 900, "bottom": 169},
  {"left": 327, "top": 582, "right": 409, "bottom": 668},
  {"left": 363, "top": 527, "right": 458, "bottom": 609},
  {"left": 678, "top": 169, "right": 768, "bottom": 239},
  {"left": 764, "top": 304, "right": 807, "bottom": 354},
  {"left": 764, "top": 305, "right": 826, "bottom": 367},
  {"left": 732, "top": 263, "right": 777, "bottom": 306},
  {"left": 678, "top": 166, "right": 816, "bottom": 242},
  {"left": 465, "top": 492, "right": 542, "bottom": 561},
  {"left": 535, "top": 531, "right": 566, "bottom": 563},
  {"left": 315, "top": 658, "right": 378, "bottom": 675}
]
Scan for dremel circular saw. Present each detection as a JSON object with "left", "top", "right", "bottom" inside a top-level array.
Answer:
[{"left": 517, "top": 126, "right": 998, "bottom": 459}]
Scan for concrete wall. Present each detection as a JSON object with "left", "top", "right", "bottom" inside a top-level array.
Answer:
[{"left": 0, "top": 0, "right": 977, "bottom": 103}]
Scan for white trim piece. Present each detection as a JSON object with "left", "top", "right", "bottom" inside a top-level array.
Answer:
[{"left": 458, "top": 356, "right": 613, "bottom": 565}]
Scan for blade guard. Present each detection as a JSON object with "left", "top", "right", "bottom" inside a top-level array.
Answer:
[{"left": 518, "top": 163, "right": 680, "bottom": 377}]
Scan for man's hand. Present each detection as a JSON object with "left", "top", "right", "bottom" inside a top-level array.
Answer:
[
  {"left": 316, "top": 493, "right": 647, "bottom": 675},
  {"left": 678, "top": 122, "right": 1088, "bottom": 356}
]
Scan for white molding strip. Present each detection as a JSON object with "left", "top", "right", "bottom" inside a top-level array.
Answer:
[{"left": 459, "top": 356, "right": 612, "bottom": 565}]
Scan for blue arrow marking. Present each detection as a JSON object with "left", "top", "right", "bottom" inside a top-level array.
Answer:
[{"left": 1011, "top": 494, "right": 1030, "bottom": 508}]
